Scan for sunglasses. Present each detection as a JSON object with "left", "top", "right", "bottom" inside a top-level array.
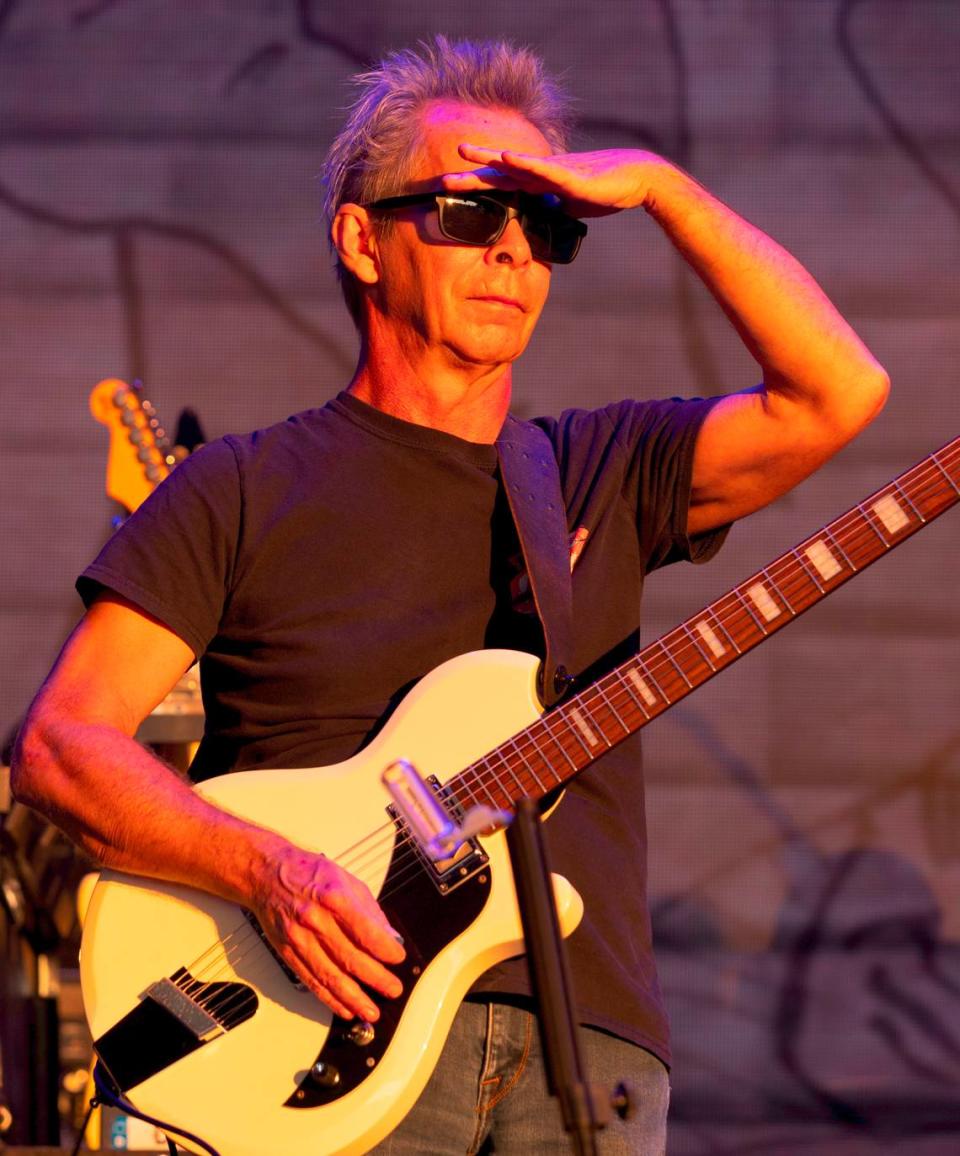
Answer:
[{"left": 363, "top": 190, "right": 587, "bottom": 265}]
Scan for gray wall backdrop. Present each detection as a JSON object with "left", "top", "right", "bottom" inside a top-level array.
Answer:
[{"left": 2, "top": 2, "right": 959, "bottom": 1152}]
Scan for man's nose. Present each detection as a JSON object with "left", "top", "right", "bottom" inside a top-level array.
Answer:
[{"left": 489, "top": 217, "right": 533, "bottom": 266}]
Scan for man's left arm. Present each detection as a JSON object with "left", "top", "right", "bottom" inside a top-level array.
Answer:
[{"left": 444, "top": 147, "right": 890, "bottom": 534}]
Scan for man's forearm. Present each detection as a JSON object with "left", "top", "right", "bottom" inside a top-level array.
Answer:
[
  {"left": 645, "top": 162, "right": 888, "bottom": 422},
  {"left": 11, "top": 713, "right": 282, "bottom": 908}
]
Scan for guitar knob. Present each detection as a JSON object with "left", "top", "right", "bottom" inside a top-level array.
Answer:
[
  {"left": 308, "top": 1061, "right": 340, "bottom": 1088},
  {"left": 345, "top": 1021, "right": 375, "bottom": 1047}
]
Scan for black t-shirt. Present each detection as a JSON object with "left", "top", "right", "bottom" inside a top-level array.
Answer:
[{"left": 79, "top": 390, "right": 727, "bottom": 1064}]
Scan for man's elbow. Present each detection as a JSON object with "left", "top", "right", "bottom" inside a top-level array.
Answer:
[
  {"left": 857, "top": 364, "right": 891, "bottom": 429},
  {"left": 9, "top": 715, "right": 59, "bottom": 815},
  {"left": 825, "top": 362, "right": 890, "bottom": 448}
]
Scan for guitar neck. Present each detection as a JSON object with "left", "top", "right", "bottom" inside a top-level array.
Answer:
[{"left": 454, "top": 435, "right": 960, "bottom": 812}]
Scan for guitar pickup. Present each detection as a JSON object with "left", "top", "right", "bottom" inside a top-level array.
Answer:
[{"left": 383, "top": 762, "right": 493, "bottom": 894}]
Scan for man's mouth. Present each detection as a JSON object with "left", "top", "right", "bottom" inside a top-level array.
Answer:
[{"left": 470, "top": 295, "right": 526, "bottom": 311}]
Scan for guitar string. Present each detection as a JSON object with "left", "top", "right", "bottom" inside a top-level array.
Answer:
[
  {"left": 168, "top": 449, "right": 959, "bottom": 1015},
  {"left": 177, "top": 444, "right": 960, "bottom": 1018}
]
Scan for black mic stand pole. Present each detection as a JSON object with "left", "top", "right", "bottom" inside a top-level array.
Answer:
[{"left": 505, "top": 797, "right": 635, "bottom": 1155}]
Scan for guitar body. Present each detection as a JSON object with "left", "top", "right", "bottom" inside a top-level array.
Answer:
[{"left": 80, "top": 649, "right": 583, "bottom": 1156}]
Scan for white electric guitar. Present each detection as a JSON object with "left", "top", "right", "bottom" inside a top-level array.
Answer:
[{"left": 80, "top": 436, "right": 959, "bottom": 1155}]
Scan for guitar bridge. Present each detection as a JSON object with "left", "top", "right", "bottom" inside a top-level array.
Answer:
[{"left": 387, "top": 776, "right": 489, "bottom": 895}]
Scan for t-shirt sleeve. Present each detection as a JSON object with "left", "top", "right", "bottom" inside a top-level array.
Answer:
[
  {"left": 76, "top": 437, "right": 242, "bottom": 657},
  {"left": 616, "top": 395, "right": 731, "bottom": 572},
  {"left": 538, "top": 395, "right": 731, "bottom": 574}
]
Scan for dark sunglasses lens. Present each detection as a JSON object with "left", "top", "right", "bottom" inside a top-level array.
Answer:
[
  {"left": 537, "top": 213, "right": 582, "bottom": 264},
  {"left": 438, "top": 197, "right": 504, "bottom": 245},
  {"left": 521, "top": 214, "right": 554, "bottom": 262},
  {"left": 437, "top": 195, "right": 583, "bottom": 263}
]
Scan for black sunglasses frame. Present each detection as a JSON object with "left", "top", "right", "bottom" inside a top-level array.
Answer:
[{"left": 363, "top": 191, "right": 587, "bottom": 265}]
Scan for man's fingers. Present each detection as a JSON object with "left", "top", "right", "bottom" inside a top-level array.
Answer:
[
  {"left": 309, "top": 874, "right": 405, "bottom": 964},
  {"left": 285, "top": 925, "right": 383, "bottom": 1022},
  {"left": 298, "top": 900, "right": 404, "bottom": 999}
]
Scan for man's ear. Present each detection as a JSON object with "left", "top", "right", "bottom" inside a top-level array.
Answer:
[{"left": 331, "top": 204, "right": 380, "bottom": 286}]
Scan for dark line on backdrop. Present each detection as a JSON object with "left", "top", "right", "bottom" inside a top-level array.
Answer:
[
  {"left": 836, "top": 0, "right": 960, "bottom": 225},
  {"left": 73, "top": 0, "right": 126, "bottom": 24},
  {"left": 296, "top": 0, "right": 374, "bottom": 69},
  {"left": 224, "top": 42, "right": 290, "bottom": 96},
  {"left": 0, "top": 0, "right": 19, "bottom": 42},
  {"left": 657, "top": 0, "right": 691, "bottom": 166},
  {"left": 0, "top": 179, "right": 354, "bottom": 373},
  {"left": 659, "top": 0, "right": 722, "bottom": 393}
]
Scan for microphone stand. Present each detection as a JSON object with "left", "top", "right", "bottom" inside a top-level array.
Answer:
[{"left": 506, "top": 797, "right": 635, "bottom": 1155}]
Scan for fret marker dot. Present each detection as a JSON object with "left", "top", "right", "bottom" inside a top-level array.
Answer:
[
  {"left": 872, "top": 493, "right": 909, "bottom": 535},
  {"left": 627, "top": 668, "right": 658, "bottom": 706},
  {"left": 746, "top": 583, "right": 780, "bottom": 622},
  {"left": 805, "top": 539, "right": 842, "bottom": 581},
  {"left": 694, "top": 620, "right": 726, "bottom": 658},
  {"left": 569, "top": 708, "right": 600, "bottom": 748}
]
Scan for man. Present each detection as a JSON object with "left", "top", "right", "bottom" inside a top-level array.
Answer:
[{"left": 12, "top": 36, "right": 887, "bottom": 1154}]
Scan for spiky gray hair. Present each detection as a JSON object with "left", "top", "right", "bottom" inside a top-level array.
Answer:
[{"left": 320, "top": 35, "right": 573, "bottom": 325}]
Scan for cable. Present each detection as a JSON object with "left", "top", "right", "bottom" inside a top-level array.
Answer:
[
  {"left": 68, "top": 1097, "right": 96, "bottom": 1156},
  {"left": 92, "top": 1061, "right": 222, "bottom": 1156}
]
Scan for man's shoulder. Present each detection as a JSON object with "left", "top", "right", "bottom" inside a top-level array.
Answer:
[
  {"left": 215, "top": 396, "right": 351, "bottom": 464},
  {"left": 513, "top": 397, "right": 682, "bottom": 455}
]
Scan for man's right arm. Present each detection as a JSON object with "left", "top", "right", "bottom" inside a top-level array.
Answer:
[{"left": 10, "top": 594, "right": 404, "bottom": 1021}]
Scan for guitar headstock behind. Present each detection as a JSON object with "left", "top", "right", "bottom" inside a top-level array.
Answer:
[{"left": 89, "top": 378, "right": 185, "bottom": 515}]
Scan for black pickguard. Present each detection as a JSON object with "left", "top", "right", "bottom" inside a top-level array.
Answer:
[{"left": 285, "top": 835, "right": 490, "bottom": 1108}]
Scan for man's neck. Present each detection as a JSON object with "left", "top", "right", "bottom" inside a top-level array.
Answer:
[{"left": 347, "top": 342, "right": 512, "bottom": 445}]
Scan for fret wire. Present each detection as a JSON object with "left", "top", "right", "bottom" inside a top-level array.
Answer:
[
  {"left": 474, "top": 770, "right": 502, "bottom": 809},
  {"left": 451, "top": 765, "right": 484, "bottom": 808},
  {"left": 499, "top": 743, "right": 530, "bottom": 795},
  {"left": 722, "top": 593, "right": 761, "bottom": 647},
  {"left": 514, "top": 732, "right": 550, "bottom": 793},
  {"left": 857, "top": 503, "right": 890, "bottom": 547},
  {"left": 932, "top": 454, "right": 960, "bottom": 496},
  {"left": 657, "top": 638, "right": 694, "bottom": 689},
  {"left": 912, "top": 465, "right": 955, "bottom": 507},
  {"left": 479, "top": 751, "right": 524, "bottom": 804},
  {"left": 681, "top": 622, "right": 717, "bottom": 672},
  {"left": 636, "top": 658, "right": 669, "bottom": 704},
  {"left": 707, "top": 605, "right": 742, "bottom": 654},
  {"left": 823, "top": 527, "right": 857, "bottom": 571},
  {"left": 893, "top": 480, "right": 925, "bottom": 522},
  {"left": 792, "top": 547, "right": 826, "bottom": 593},
  {"left": 633, "top": 661, "right": 670, "bottom": 702},
  {"left": 735, "top": 587, "right": 769, "bottom": 635},
  {"left": 619, "top": 669, "right": 652, "bottom": 719},
  {"left": 454, "top": 761, "right": 493, "bottom": 809},
  {"left": 760, "top": 567, "right": 795, "bottom": 614},
  {"left": 564, "top": 710, "right": 596, "bottom": 757},
  {"left": 780, "top": 552, "right": 828, "bottom": 602},
  {"left": 537, "top": 715, "right": 580, "bottom": 773},
  {"left": 593, "top": 682, "right": 630, "bottom": 734}
]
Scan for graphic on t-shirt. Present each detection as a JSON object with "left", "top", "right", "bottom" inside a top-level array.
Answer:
[{"left": 569, "top": 526, "right": 590, "bottom": 572}]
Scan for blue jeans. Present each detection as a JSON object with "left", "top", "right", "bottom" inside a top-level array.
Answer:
[{"left": 368, "top": 999, "right": 670, "bottom": 1155}]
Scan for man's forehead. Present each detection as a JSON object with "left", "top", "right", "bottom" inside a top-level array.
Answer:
[{"left": 414, "top": 99, "right": 551, "bottom": 176}]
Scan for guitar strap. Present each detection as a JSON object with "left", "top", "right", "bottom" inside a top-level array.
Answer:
[{"left": 496, "top": 418, "right": 574, "bottom": 709}]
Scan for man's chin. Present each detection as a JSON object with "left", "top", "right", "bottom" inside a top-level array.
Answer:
[{"left": 446, "top": 332, "right": 531, "bottom": 368}]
